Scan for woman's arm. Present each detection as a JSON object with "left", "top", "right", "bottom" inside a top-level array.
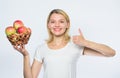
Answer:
[
  {"left": 23, "top": 55, "right": 32, "bottom": 78},
  {"left": 72, "top": 28, "right": 116, "bottom": 57},
  {"left": 82, "top": 40, "right": 115, "bottom": 57},
  {"left": 31, "top": 59, "right": 43, "bottom": 78},
  {"left": 13, "top": 45, "right": 42, "bottom": 78}
]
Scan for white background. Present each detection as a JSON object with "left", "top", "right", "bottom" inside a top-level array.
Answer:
[{"left": 0, "top": 0, "right": 120, "bottom": 78}]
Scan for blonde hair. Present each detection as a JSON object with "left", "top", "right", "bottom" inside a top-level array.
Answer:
[{"left": 47, "top": 9, "right": 70, "bottom": 43}]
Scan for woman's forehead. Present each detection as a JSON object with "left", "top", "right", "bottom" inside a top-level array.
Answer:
[{"left": 50, "top": 13, "right": 66, "bottom": 20}]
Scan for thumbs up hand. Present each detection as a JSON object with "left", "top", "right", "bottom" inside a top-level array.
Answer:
[{"left": 72, "top": 28, "right": 86, "bottom": 46}]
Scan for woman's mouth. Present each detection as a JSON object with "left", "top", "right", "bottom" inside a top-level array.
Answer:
[{"left": 53, "top": 28, "right": 62, "bottom": 32}]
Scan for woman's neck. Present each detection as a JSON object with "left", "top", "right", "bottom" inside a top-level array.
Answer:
[
  {"left": 48, "top": 35, "right": 68, "bottom": 49},
  {"left": 52, "top": 36, "right": 66, "bottom": 46}
]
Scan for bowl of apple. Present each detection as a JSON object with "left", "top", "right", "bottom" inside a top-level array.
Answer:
[{"left": 5, "top": 20, "right": 31, "bottom": 46}]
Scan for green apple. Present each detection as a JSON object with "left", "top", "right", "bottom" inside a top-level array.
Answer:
[{"left": 5, "top": 26, "right": 16, "bottom": 36}]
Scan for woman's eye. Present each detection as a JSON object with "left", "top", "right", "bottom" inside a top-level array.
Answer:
[
  {"left": 60, "top": 21, "right": 65, "bottom": 23},
  {"left": 50, "top": 21, "right": 55, "bottom": 23}
]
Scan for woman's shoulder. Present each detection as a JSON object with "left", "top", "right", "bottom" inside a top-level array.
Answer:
[{"left": 36, "top": 41, "right": 47, "bottom": 50}]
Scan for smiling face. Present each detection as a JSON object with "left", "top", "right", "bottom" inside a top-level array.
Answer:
[
  {"left": 47, "top": 9, "right": 70, "bottom": 43},
  {"left": 48, "top": 13, "right": 69, "bottom": 37}
]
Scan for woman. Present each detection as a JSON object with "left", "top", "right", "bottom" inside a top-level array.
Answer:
[{"left": 13, "top": 9, "right": 115, "bottom": 78}]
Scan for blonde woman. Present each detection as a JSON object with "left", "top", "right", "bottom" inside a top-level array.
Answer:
[{"left": 13, "top": 9, "right": 115, "bottom": 78}]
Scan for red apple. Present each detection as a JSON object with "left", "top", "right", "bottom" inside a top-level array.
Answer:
[
  {"left": 13, "top": 20, "right": 24, "bottom": 29},
  {"left": 17, "top": 26, "right": 27, "bottom": 34},
  {"left": 5, "top": 26, "right": 16, "bottom": 36}
]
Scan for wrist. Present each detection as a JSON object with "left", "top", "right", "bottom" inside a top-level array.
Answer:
[
  {"left": 82, "top": 40, "right": 90, "bottom": 47},
  {"left": 22, "top": 51, "right": 29, "bottom": 57},
  {"left": 23, "top": 53, "right": 29, "bottom": 57}
]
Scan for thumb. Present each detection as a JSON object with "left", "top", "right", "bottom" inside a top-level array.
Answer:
[{"left": 78, "top": 28, "right": 83, "bottom": 35}]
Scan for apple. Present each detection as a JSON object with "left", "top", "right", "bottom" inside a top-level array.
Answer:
[
  {"left": 13, "top": 20, "right": 24, "bottom": 29},
  {"left": 5, "top": 26, "right": 16, "bottom": 36},
  {"left": 17, "top": 26, "right": 27, "bottom": 34}
]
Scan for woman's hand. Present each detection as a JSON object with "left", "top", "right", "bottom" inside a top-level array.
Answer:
[
  {"left": 72, "top": 28, "right": 115, "bottom": 57},
  {"left": 13, "top": 44, "right": 29, "bottom": 56},
  {"left": 72, "top": 28, "right": 86, "bottom": 46}
]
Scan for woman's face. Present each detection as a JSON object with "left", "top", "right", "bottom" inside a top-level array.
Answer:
[{"left": 48, "top": 13, "right": 69, "bottom": 37}]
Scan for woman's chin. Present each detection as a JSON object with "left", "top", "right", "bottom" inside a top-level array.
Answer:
[{"left": 54, "top": 33, "right": 65, "bottom": 37}]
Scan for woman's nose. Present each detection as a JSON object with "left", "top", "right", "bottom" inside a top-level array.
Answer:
[{"left": 55, "top": 22, "right": 60, "bottom": 27}]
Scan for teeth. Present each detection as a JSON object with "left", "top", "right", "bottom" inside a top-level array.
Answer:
[{"left": 54, "top": 28, "right": 61, "bottom": 31}]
